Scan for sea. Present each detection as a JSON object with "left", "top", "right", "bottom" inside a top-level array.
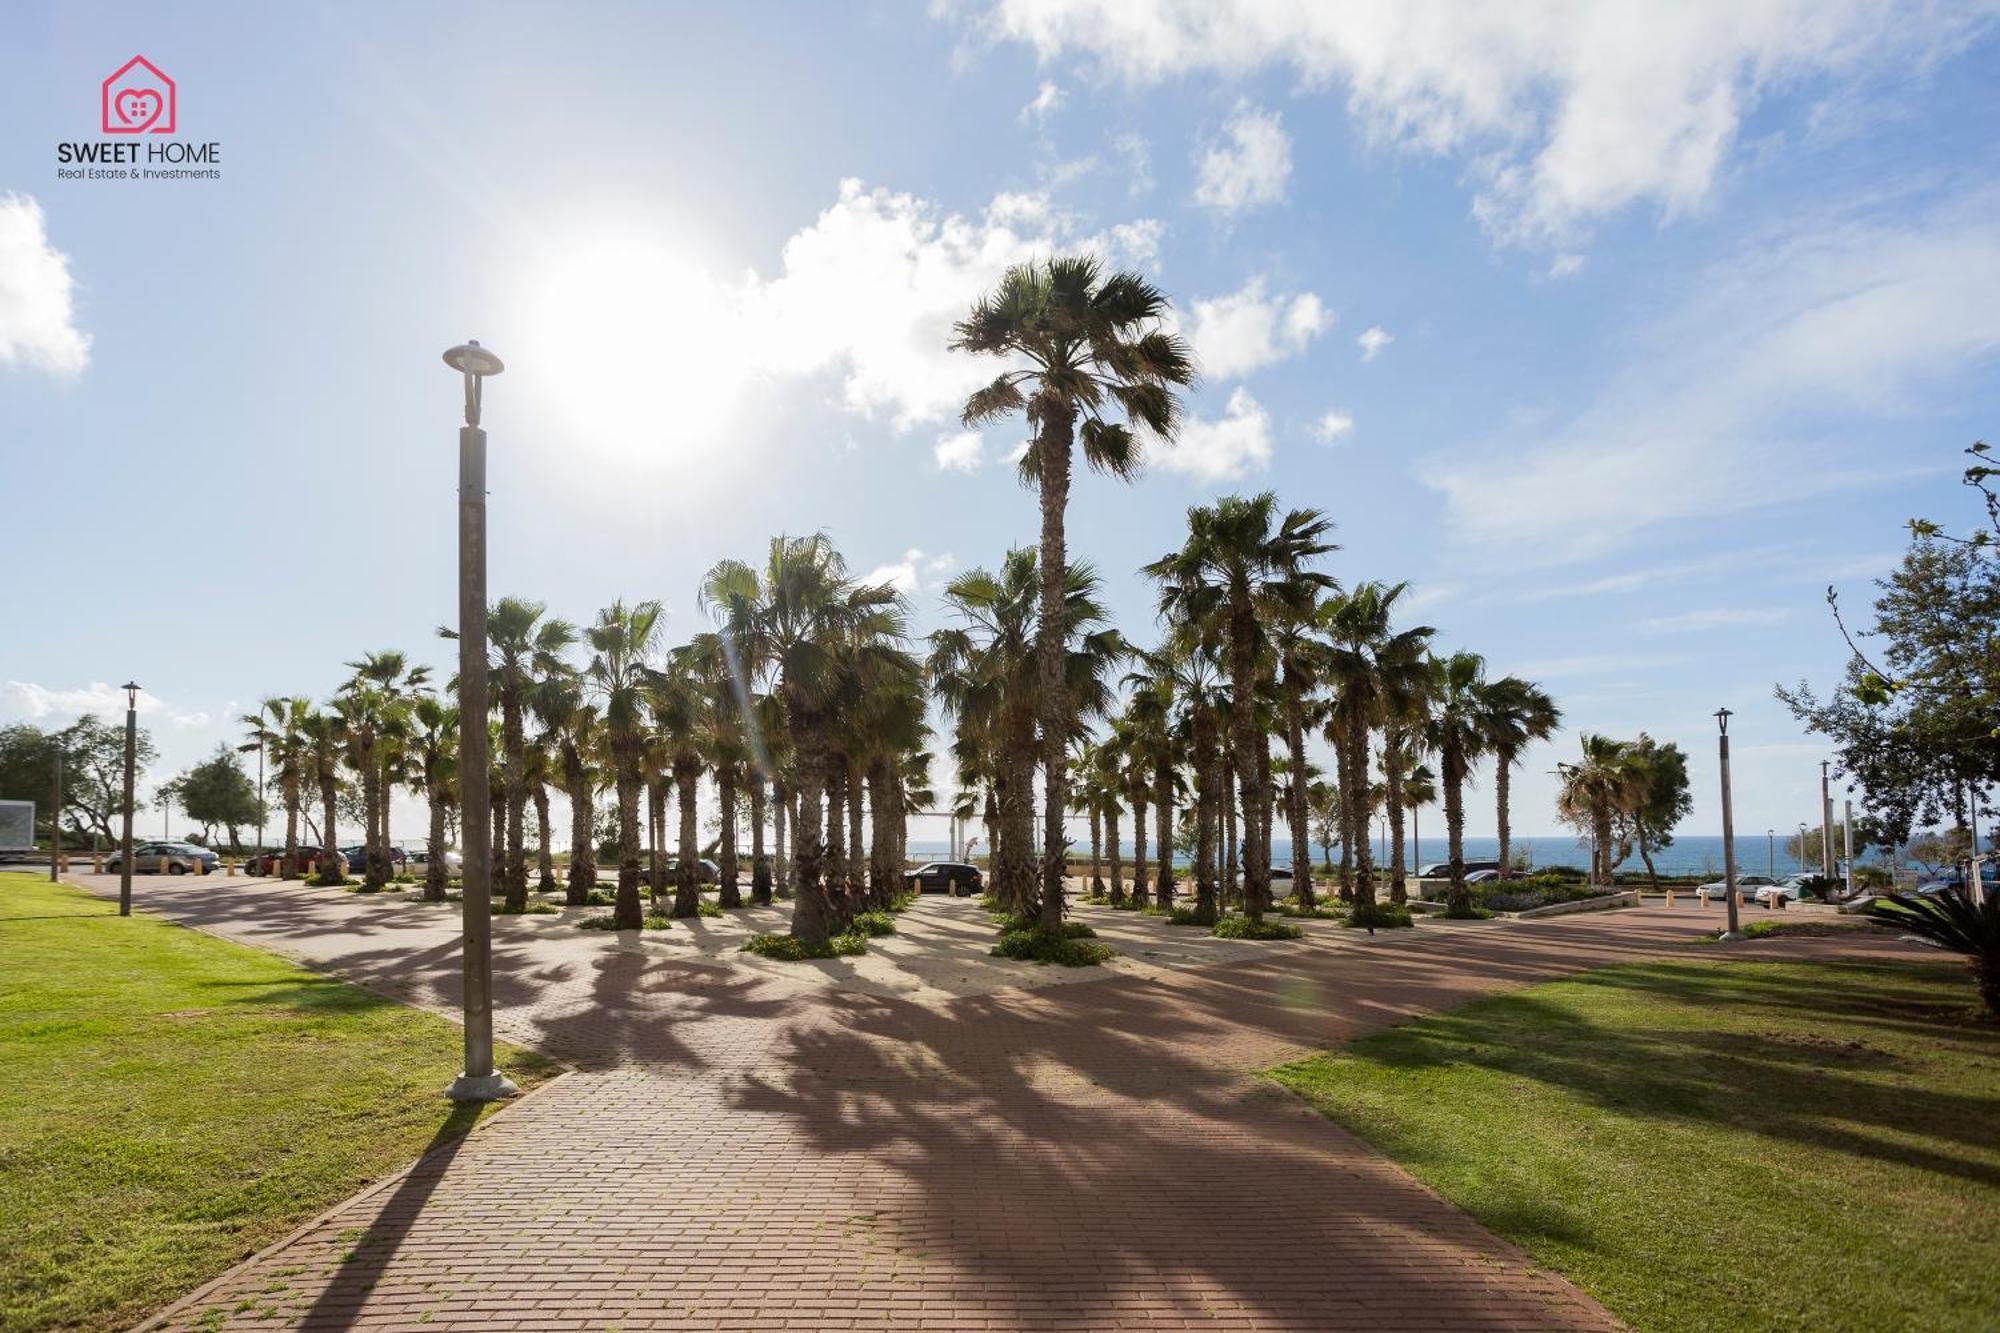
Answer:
[{"left": 904, "top": 833, "right": 1823, "bottom": 878}]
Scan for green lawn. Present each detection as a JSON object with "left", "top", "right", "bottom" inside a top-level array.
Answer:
[
  {"left": 0, "top": 874, "right": 558, "bottom": 1332},
  {"left": 1270, "top": 958, "right": 2000, "bottom": 1333}
]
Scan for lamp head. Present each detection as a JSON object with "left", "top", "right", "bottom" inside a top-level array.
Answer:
[
  {"left": 122, "top": 681, "right": 141, "bottom": 708},
  {"left": 443, "top": 340, "right": 504, "bottom": 377},
  {"left": 1713, "top": 707, "right": 1732, "bottom": 734}
]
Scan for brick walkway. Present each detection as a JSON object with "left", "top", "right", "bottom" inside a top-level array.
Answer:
[{"left": 72, "top": 874, "right": 1920, "bottom": 1331}]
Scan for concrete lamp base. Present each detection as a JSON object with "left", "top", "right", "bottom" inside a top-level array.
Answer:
[{"left": 444, "top": 1070, "right": 520, "bottom": 1103}]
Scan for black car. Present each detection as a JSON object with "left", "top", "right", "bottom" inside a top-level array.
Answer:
[
  {"left": 903, "top": 861, "right": 982, "bottom": 894},
  {"left": 1418, "top": 859, "right": 1501, "bottom": 878}
]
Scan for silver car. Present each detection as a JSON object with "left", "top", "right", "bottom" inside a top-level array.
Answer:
[{"left": 105, "top": 841, "right": 219, "bottom": 874}]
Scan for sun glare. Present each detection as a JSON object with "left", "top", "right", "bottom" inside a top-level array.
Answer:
[{"left": 518, "top": 232, "right": 749, "bottom": 458}]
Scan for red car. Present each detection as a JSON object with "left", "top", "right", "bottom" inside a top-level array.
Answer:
[{"left": 244, "top": 847, "right": 323, "bottom": 875}]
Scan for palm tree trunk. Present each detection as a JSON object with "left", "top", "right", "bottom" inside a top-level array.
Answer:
[
  {"left": 424, "top": 773, "right": 448, "bottom": 902},
  {"left": 1285, "top": 702, "right": 1315, "bottom": 909},
  {"left": 1087, "top": 804, "right": 1102, "bottom": 897},
  {"left": 361, "top": 755, "right": 387, "bottom": 890},
  {"left": 1223, "top": 753, "right": 1239, "bottom": 912},
  {"left": 501, "top": 683, "right": 527, "bottom": 911},
  {"left": 845, "top": 757, "right": 866, "bottom": 910},
  {"left": 866, "top": 759, "right": 893, "bottom": 911},
  {"left": 1034, "top": 403, "right": 1076, "bottom": 933},
  {"left": 1154, "top": 755, "right": 1175, "bottom": 908},
  {"left": 282, "top": 776, "right": 300, "bottom": 880},
  {"left": 1495, "top": 747, "right": 1515, "bottom": 880},
  {"left": 614, "top": 755, "right": 643, "bottom": 929},
  {"left": 997, "top": 741, "right": 1036, "bottom": 915},
  {"left": 1347, "top": 712, "right": 1377, "bottom": 911},
  {"left": 1445, "top": 743, "right": 1471, "bottom": 915},
  {"left": 824, "top": 759, "right": 849, "bottom": 928},
  {"left": 773, "top": 776, "right": 791, "bottom": 900},
  {"left": 565, "top": 758, "right": 594, "bottom": 905},
  {"left": 1384, "top": 730, "right": 1407, "bottom": 906},
  {"left": 317, "top": 774, "right": 340, "bottom": 885},
  {"left": 983, "top": 785, "right": 1000, "bottom": 897},
  {"left": 674, "top": 760, "right": 702, "bottom": 917},
  {"left": 1106, "top": 799, "right": 1124, "bottom": 906},
  {"left": 1194, "top": 711, "right": 1219, "bottom": 924},
  {"left": 533, "top": 786, "right": 556, "bottom": 893},
  {"left": 749, "top": 769, "right": 772, "bottom": 905},
  {"left": 787, "top": 719, "right": 833, "bottom": 943},
  {"left": 1130, "top": 788, "right": 1149, "bottom": 910},
  {"left": 648, "top": 774, "right": 668, "bottom": 907},
  {"left": 718, "top": 763, "right": 742, "bottom": 909}
]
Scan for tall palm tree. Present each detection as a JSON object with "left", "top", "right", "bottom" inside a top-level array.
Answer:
[
  {"left": 1477, "top": 676, "right": 1562, "bottom": 879},
  {"left": 649, "top": 656, "right": 708, "bottom": 919},
  {"left": 1424, "top": 651, "right": 1491, "bottom": 916},
  {"left": 246, "top": 697, "right": 311, "bottom": 878},
  {"left": 1558, "top": 734, "right": 1641, "bottom": 886},
  {"left": 1322, "top": 583, "right": 1434, "bottom": 915},
  {"left": 700, "top": 535, "right": 906, "bottom": 946},
  {"left": 298, "top": 708, "right": 345, "bottom": 886},
  {"left": 409, "top": 694, "right": 458, "bottom": 902},
  {"left": 534, "top": 672, "right": 599, "bottom": 905},
  {"left": 1147, "top": 493, "right": 1337, "bottom": 922},
  {"left": 345, "top": 651, "right": 431, "bottom": 889},
  {"left": 466, "top": 600, "right": 575, "bottom": 912},
  {"left": 1402, "top": 764, "right": 1437, "bottom": 881},
  {"left": 583, "top": 599, "right": 666, "bottom": 930},
  {"left": 953, "top": 256, "right": 1193, "bottom": 926}
]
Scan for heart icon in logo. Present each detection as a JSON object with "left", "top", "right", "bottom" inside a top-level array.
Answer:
[{"left": 113, "top": 88, "right": 163, "bottom": 131}]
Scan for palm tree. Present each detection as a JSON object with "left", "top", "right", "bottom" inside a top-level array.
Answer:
[
  {"left": 409, "top": 694, "right": 458, "bottom": 902},
  {"left": 534, "top": 672, "right": 599, "bottom": 905},
  {"left": 952, "top": 256, "right": 1193, "bottom": 927},
  {"left": 1322, "top": 583, "right": 1434, "bottom": 915},
  {"left": 246, "top": 697, "right": 311, "bottom": 878},
  {"left": 345, "top": 651, "right": 431, "bottom": 889},
  {"left": 464, "top": 600, "right": 575, "bottom": 912},
  {"left": 1424, "top": 651, "right": 1492, "bottom": 916},
  {"left": 583, "top": 599, "right": 666, "bottom": 930},
  {"left": 649, "top": 656, "right": 708, "bottom": 919},
  {"left": 1402, "top": 764, "right": 1437, "bottom": 882},
  {"left": 1092, "top": 724, "right": 1130, "bottom": 906},
  {"left": 298, "top": 708, "right": 345, "bottom": 885},
  {"left": 1558, "top": 734, "right": 1641, "bottom": 886},
  {"left": 1147, "top": 493, "right": 1337, "bottom": 922},
  {"left": 1478, "top": 676, "right": 1562, "bottom": 879},
  {"left": 700, "top": 535, "right": 906, "bottom": 946}
]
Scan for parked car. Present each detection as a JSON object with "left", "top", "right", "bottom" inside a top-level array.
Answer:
[
  {"left": 1464, "top": 868, "right": 1501, "bottom": 885},
  {"left": 661, "top": 856, "right": 720, "bottom": 885},
  {"left": 1753, "top": 877, "right": 1811, "bottom": 906},
  {"left": 1695, "top": 874, "right": 1776, "bottom": 895},
  {"left": 339, "top": 844, "right": 408, "bottom": 875},
  {"left": 1418, "top": 859, "right": 1500, "bottom": 878},
  {"left": 243, "top": 846, "right": 322, "bottom": 875},
  {"left": 1914, "top": 863, "right": 1998, "bottom": 894},
  {"left": 406, "top": 849, "right": 463, "bottom": 875},
  {"left": 105, "top": 841, "right": 219, "bottom": 874},
  {"left": 903, "top": 861, "right": 983, "bottom": 894}
]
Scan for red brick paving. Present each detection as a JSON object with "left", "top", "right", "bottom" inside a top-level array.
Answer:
[{"left": 68, "top": 874, "right": 1923, "bottom": 1331}]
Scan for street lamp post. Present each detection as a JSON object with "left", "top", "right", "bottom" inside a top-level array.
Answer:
[
  {"left": 443, "top": 339, "right": 516, "bottom": 1104},
  {"left": 1766, "top": 829, "right": 1774, "bottom": 882},
  {"left": 1716, "top": 709, "right": 1742, "bottom": 939},
  {"left": 49, "top": 742, "right": 62, "bottom": 882},
  {"left": 119, "top": 683, "right": 139, "bottom": 916},
  {"left": 1843, "top": 797, "right": 1855, "bottom": 898},
  {"left": 1819, "top": 760, "right": 1836, "bottom": 879}
]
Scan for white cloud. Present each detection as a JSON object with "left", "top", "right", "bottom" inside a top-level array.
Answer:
[
  {"left": 746, "top": 179, "right": 1163, "bottom": 429},
  {"left": 863, "top": 548, "right": 958, "bottom": 593},
  {"left": 934, "top": 429, "right": 984, "bottom": 472},
  {"left": 1113, "top": 132, "right": 1155, "bottom": 195},
  {"left": 0, "top": 194, "right": 90, "bottom": 377},
  {"left": 1020, "top": 79, "right": 1065, "bottom": 123},
  {"left": 958, "top": 1, "right": 1987, "bottom": 244},
  {"left": 1151, "top": 386, "right": 1272, "bottom": 481},
  {"left": 1356, "top": 326, "right": 1393, "bottom": 361},
  {"left": 1426, "top": 187, "right": 2000, "bottom": 563},
  {"left": 1312, "top": 409, "right": 1354, "bottom": 443},
  {"left": 1182, "top": 277, "right": 1329, "bottom": 378},
  {"left": 1640, "top": 607, "right": 1793, "bottom": 634},
  {"left": 2, "top": 680, "right": 208, "bottom": 728},
  {"left": 1194, "top": 100, "right": 1291, "bottom": 215},
  {"left": 1547, "top": 253, "right": 1586, "bottom": 279}
]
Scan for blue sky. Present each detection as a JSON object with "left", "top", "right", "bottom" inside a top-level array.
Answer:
[{"left": 3, "top": 1, "right": 1997, "bottom": 845}]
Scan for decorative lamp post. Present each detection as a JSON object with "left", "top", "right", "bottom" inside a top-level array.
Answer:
[
  {"left": 1716, "top": 708, "right": 1741, "bottom": 939},
  {"left": 442, "top": 339, "right": 517, "bottom": 1103},
  {"left": 119, "top": 683, "right": 140, "bottom": 916}
]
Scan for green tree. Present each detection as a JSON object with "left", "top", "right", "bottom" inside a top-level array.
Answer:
[
  {"left": 173, "top": 744, "right": 260, "bottom": 849},
  {"left": 1424, "top": 651, "right": 1491, "bottom": 917},
  {"left": 1477, "top": 676, "right": 1562, "bottom": 881},
  {"left": 1615, "top": 733, "right": 1693, "bottom": 891},
  {"left": 953, "top": 256, "right": 1193, "bottom": 928},
  {"left": 583, "top": 599, "right": 667, "bottom": 930}
]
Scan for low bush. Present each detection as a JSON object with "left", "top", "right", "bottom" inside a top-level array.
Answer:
[
  {"left": 996, "top": 913, "right": 1096, "bottom": 938},
  {"left": 888, "top": 890, "right": 917, "bottom": 913},
  {"left": 1346, "top": 902, "right": 1415, "bottom": 931},
  {"left": 1166, "top": 907, "right": 1216, "bottom": 927},
  {"left": 1110, "top": 898, "right": 1144, "bottom": 911},
  {"left": 574, "top": 912, "right": 673, "bottom": 931},
  {"left": 1078, "top": 893, "right": 1111, "bottom": 906},
  {"left": 740, "top": 931, "right": 867, "bottom": 961},
  {"left": 496, "top": 901, "right": 559, "bottom": 916},
  {"left": 1275, "top": 899, "right": 1343, "bottom": 919},
  {"left": 1212, "top": 916, "right": 1303, "bottom": 940},
  {"left": 1441, "top": 903, "right": 1496, "bottom": 920},
  {"left": 851, "top": 910, "right": 897, "bottom": 937},
  {"left": 992, "top": 926, "right": 1114, "bottom": 966}
]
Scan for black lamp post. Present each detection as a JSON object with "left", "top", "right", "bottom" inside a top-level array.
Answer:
[{"left": 1715, "top": 708, "right": 1741, "bottom": 939}]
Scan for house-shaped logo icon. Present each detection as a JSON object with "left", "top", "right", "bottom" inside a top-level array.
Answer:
[{"left": 102, "top": 55, "right": 176, "bottom": 134}]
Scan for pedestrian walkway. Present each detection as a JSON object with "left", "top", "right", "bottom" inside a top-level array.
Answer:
[{"left": 72, "top": 874, "right": 1916, "bottom": 1331}]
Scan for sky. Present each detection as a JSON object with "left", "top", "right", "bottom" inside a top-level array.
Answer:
[{"left": 2, "top": 1, "right": 1997, "bottom": 849}]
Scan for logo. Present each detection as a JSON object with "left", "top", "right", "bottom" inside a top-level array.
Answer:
[{"left": 102, "top": 55, "right": 176, "bottom": 134}]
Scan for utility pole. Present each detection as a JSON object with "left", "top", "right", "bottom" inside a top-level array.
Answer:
[
  {"left": 1842, "top": 797, "right": 1855, "bottom": 899},
  {"left": 1717, "top": 709, "right": 1741, "bottom": 939},
  {"left": 49, "top": 743, "right": 62, "bottom": 883},
  {"left": 1766, "top": 829, "right": 1774, "bottom": 881},
  {"left": 1820, "top": 760, "right": 1836, "bottom": 879}
]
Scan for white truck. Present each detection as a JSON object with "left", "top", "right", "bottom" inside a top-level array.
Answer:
[{"left": 0, "top": 800, "right": 34, "bottom": 863}]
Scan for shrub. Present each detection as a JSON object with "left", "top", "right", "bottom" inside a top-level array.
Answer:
[
  {"left": 697, "top": 902, "right": 723, "bottom": 918},
  {"left": 851, "top": 910, "right": 897, "bottom": 937},
  {"left": 1110, "top": 898, "right": 1144, "bottom": 911},
  {"left": 497, "top": 901, "right": 559, "bottom": 916},
  {"left": 992, "top": 927, "right": 1114, "bottom": 966},
  {"left": 1276, "top": 899, "right": 1342, "bottom": 919},
  {"left": 889, "top": 890, "right": 917, "bottom": 913},
  {"left": 740, "top": 931, "right": 867, "bottom": 961},
  {"left": 1441, "top": 903, "right": 1495, "bottom": 920},
  {"left": 581, "top": 889, "right": 616, "bottom": 906},
  {"left": 575, "top": 913, "right": 672, "bottom": 931},
  {"left": 1078, "top": 893, "right": 1111, "bottom": 906},
  {"left": 1346, "top": 902, "right": 1415, "bottom": 931},
  {"left": 1211, "top": 915, "right": 1303, "bottom": 940},
  {"left": 1166, "top": 907, "right": 1216, "bottom": 927},
  {"left": 1866, "top": 889, "right": 2000, "bottom": 1016},
  {"left": 997, "top": 913, "right": 1095, "bottom": 938}
]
